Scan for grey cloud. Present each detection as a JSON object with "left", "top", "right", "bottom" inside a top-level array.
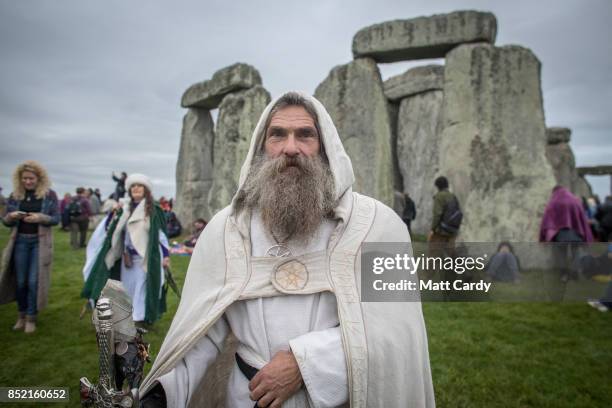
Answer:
[{"left": 1, "top": 0, "right": 610, "bottom": 200}]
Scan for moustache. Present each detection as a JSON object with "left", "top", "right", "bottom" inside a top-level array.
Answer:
[{"left": 272, "top": 155, "right": 309, "bottom": 173}]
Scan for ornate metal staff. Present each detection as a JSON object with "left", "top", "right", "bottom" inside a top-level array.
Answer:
[{"left": 80, "top": 280, "right": 150, "bottom": 408}]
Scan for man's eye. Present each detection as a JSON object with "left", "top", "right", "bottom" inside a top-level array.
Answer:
[{"left": 298, "top": 130, "right": 315, "bottom": 138}]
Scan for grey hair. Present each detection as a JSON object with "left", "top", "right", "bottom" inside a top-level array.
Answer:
[{"left": 258, "top": 92, "right": 326, "bottom": 159}]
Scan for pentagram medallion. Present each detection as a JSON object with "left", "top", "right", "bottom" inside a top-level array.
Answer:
[
  {"left": 273, "top": 259, "right": 308, "bottom": 291},
  {"left": 265, "top": 244, "right": 292, "bottom": 257}
]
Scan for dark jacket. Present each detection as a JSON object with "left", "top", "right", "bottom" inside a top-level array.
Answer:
[
  {"left": 431, "top": 190, "right": 457, "bottom": 234},
  {"left": 402, "top": 195, "right": 417, "bottom": 222},
  {"left": 595, "top": 201, "right": 612, "bottom": 229},
  {"left": 69, "top": 195, "right": 92, "bottom": 219}
]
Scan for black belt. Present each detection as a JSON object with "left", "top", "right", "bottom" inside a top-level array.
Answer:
[{"left": 235, "top": 353, "right": 261, "bottom": 408}]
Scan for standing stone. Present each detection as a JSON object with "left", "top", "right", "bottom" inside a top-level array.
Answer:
[
  {"left": 385, "top": 64, "right": 445, "bottom": 234},
  {"left": 314, "top": 58, "right": 394, "bottom": 206},
  {"left": 545, "top": 127, "right": 575, "bottom": 190},
  {"left": 352, "top": 10, "right": 497, "bottom": 63},
  {"left": 545, "top": 127, "right": 593, "bottom": 198},
  {"left": 397, "top": 89, "right": 445, "bottom": 235},
  {"left": 174, "top": 108, "right": 215, "bottom": 227},
  {"left": 207, "top": 85, "right": 271, "bottom": 215},
  {"left": 181, "top": 63, "right": 262, "bottom": 109},
  {"left": 393, "top": 190, "right": 406, "bottom": 218},
  {"left": 438, "top": 43, "right": 556, "bottom": 241},
  {"left": 384, "top": 65, "right": 444, "bottom": 102},
  {"left": 574, "top": 175, "right": 593, "bottom": 199},
  {"left": 546, "top": 127, "right": 571, "bottom": 144}
]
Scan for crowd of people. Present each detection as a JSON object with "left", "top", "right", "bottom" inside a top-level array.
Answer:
[
  {"left": 401, "top": 176, "right": 612, "bottom": 305},
  {"left": 0, "top": 164, "right": 207, "bottom": 333},
  {"left": 1, "top": 157, "right": 611, "bottom": 335},
  {"left": 2, "top": 91, "right": 611, "bottom": 407}
]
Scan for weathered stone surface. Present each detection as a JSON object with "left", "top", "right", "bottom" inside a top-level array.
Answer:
[
  {"left": 545, "top": 127, "right": 576, "bottom": 190},
  {"left": 577, "top": 165, "right": 612, "bottom": 176},
  {"left": 384, "top": 65, "right": 444, "bottom": 101},
  {"left": 438, "top": 43, "right": 556, "bottom": 241},
  {"left": 181, "top": 63, "right": 262, "bottom": 109},
  {"left": 545, "top": 127, "right": 594, "bottom": 198},
  {"left": 387, "top": 101, "right": 403, "bottom": 191},
  {"left": 352, "top": 10, "right": 497, "bottom": 63},
  {"left": 546, "top": 127, "right": 571, "bottom": 144},
  {"left": 207, "top": 85, "right": 271, "bottom": 215},
  {"left": 397, "top": 89, "right": 444, "bottom": 235},
  {"left": 574, "top": 175, "right": 593, "bottom": 199},
  {"left": 174, "top": 108, "right": 215, "bottom": 226},
  {"left": 393, "top": 190, "right": 406, "bottom": 217},
  {"left": 314, "top": 58, "right": 394, "bottom": 206}
]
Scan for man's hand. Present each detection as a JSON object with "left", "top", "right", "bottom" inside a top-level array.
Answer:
[
  {"left": 427, "top": 230, "right": 434, "bottom": 242},
  {"left": 249, "top": 350, "right": 303, "bottom": 408},
  {"left": 162, "top": 257, "right": 170, "bottom": 268}
]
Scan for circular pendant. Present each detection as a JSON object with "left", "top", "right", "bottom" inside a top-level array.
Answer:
[
  {"left": 265, "top": 244, "right": 292, "bottom": 257},
  {"left": 273, "top": 259, "right": 308, "bottom": 291}
]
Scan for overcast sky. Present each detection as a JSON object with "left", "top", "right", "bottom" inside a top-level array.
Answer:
[{"left": 1, "top": 0, "right": 610, "bottom": 200}]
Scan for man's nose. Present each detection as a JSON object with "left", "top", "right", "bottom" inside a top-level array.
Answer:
[{"left": 282, "top": 133, "right": 300, "bottom": 156}]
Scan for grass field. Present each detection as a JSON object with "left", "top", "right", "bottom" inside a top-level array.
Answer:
[{"left": 0, "top": 226, "right": 611, "bottom": 407}]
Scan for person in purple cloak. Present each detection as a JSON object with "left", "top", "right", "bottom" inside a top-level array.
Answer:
[{"left": 540, "top": 186, "right": 593, "bottom": 283}]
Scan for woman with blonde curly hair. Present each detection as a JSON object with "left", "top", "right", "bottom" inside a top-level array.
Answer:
[{"left": 1, "top": 160, "right": 59, "bottom": 333}]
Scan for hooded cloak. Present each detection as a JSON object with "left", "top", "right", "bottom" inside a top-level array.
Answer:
[
  {"left": 539, "top": 186, "right": 593, "bottom": 243},
  {"left": 140, "top": 92, "right": 434, "bottom": 407},
  {"left": 82, "top": 198, "right": 168, "bottom": 323}
]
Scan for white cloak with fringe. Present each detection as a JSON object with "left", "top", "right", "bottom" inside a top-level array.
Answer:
[
  {"left": 140, "top": 92, "right": 435, "bottom": 407},
  {"left": 83, "top": 199, "right": 168, "bottom": 321}
]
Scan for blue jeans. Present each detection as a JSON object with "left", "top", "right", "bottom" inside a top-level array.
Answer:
[{"left": 14, "top": 234, "right": 39, "bottom": 316}]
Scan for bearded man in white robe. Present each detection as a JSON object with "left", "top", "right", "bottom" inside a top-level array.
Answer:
[{"left": 139, "top": 92, "right": 435, "bottom": 408}]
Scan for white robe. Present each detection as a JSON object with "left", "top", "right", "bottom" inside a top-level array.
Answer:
[
  {"left": 158, "top": 212, "right": 348, "bottom": 407},
  {"left": 83, "top": 208, "right": 168, "bottom": 321},
  {"left": 141, "top": 92, "right": 435, "bottom": 408},
  {"left": 121, "top": 228, "right": 168, "bottom": 321}
]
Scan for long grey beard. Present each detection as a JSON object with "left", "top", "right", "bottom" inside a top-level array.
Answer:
[{"left": 235, "top": 154, "right": 336, "bottom": 244}]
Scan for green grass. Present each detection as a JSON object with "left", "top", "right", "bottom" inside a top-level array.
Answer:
[{"left": 0, "top": 226, "right": 611, "bottom": 407}]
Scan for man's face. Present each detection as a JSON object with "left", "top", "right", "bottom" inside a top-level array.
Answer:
[{"left": 264, "top": 106, "right": 320, "bottom": 159}]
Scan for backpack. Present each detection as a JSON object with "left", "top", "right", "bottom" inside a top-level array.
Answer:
[
  {"left": 439, "top": 195, "right": 463, "bottom": 235},
  {"left": 68, "top": 197, "right": 83, "bottom": 218},
  {"left": 166, "top": 212, "right": 182, "bottom": 238}
]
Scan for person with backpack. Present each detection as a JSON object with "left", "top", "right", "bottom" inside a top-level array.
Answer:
[
  {"left": 69, "top": 187, "right": 92, "bottom": 249},
  {"left": 428, "top": 176, "right": 462, "bottom": 244},
  {"left": 427, "top": 176, "right": 463, "bottom": 295},
  {"left": 164, "top": 209, "right": 182, "bottom": 239}
]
